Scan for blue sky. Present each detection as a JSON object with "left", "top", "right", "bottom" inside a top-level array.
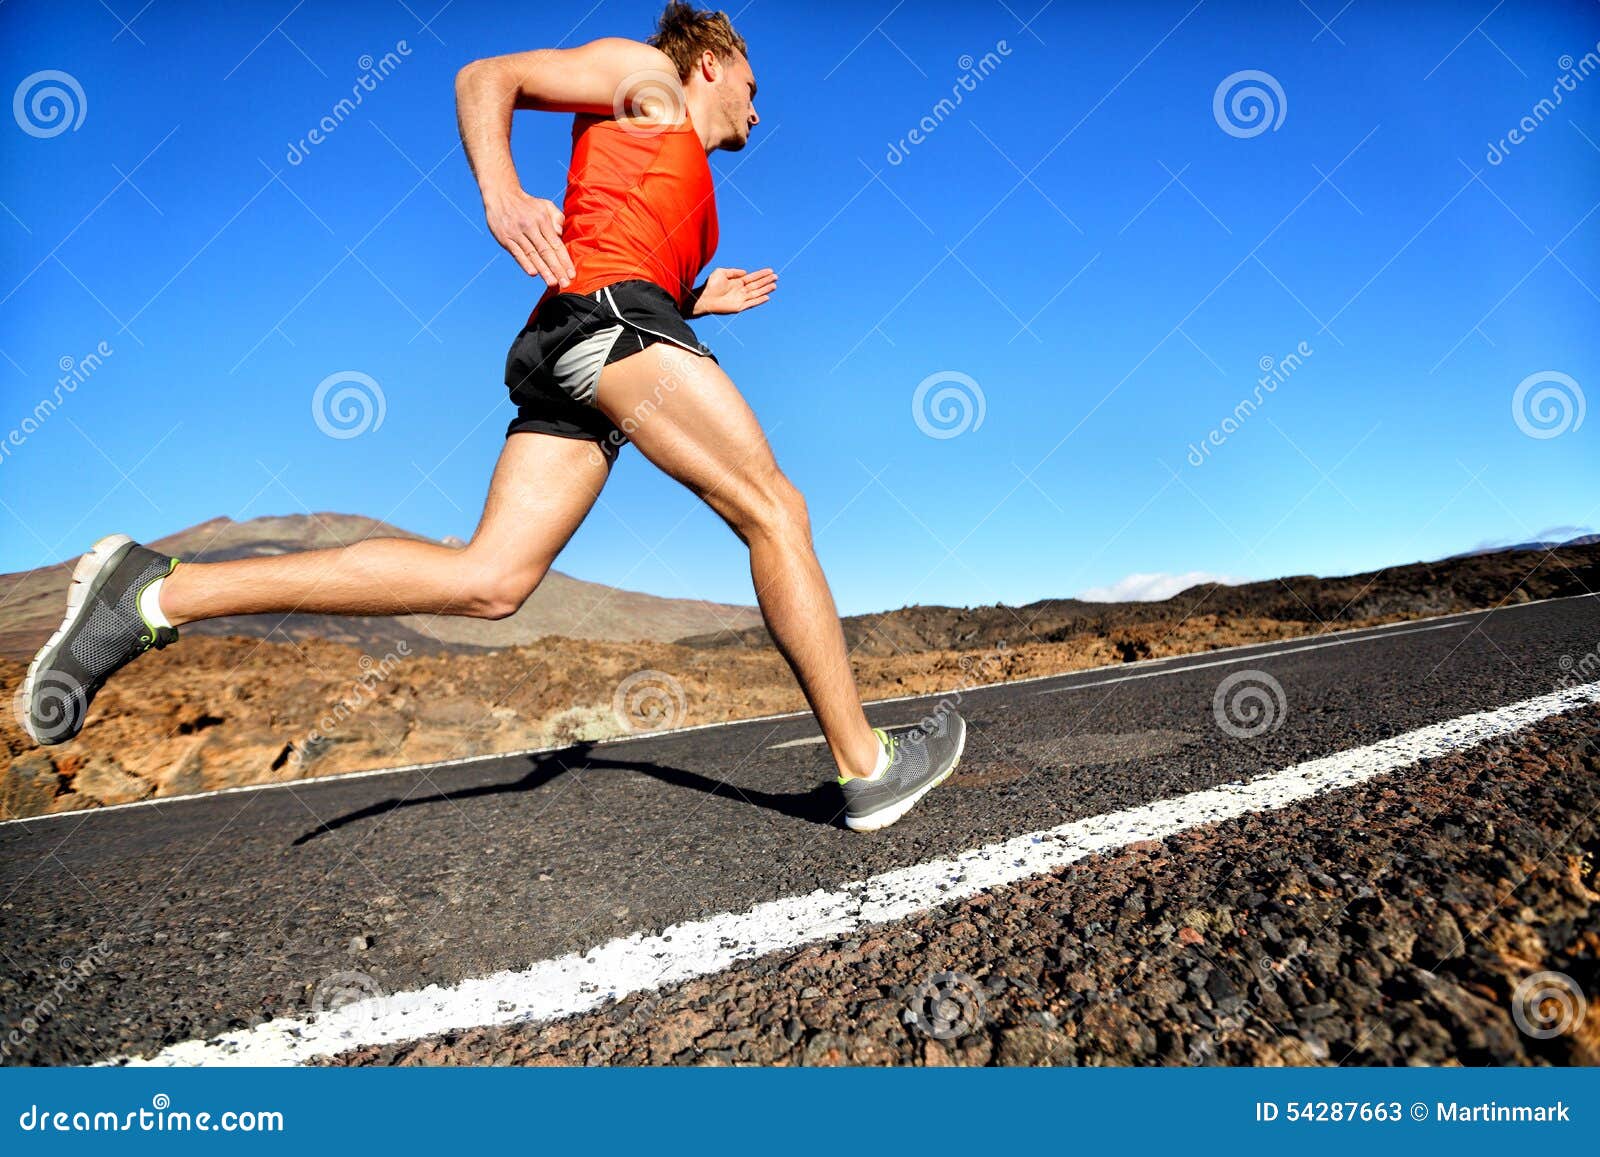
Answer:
[{"left": 2, "top": 0, "right": 1596, "bottom": 614}]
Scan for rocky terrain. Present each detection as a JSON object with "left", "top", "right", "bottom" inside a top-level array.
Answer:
[
  {"left": 0, "top": 513, "right": 762, "bottom": 661},
  {"left": 326, "top": 705, "right": 1600, "bottom": 1066},
  {"left": 4, "top": 537, "right": 1596, "bottom": 821},
  {"left": 681, "top": 540, "right": 1600, "bottom": 657},
  {"left": 2, "top": 611, "right": 1340, "bottom": 820}
]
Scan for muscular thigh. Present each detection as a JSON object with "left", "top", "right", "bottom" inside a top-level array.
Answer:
[
  {"left": 467, "top": 431, "right": 613, "bottom": 571},
  {"left": 592, "top": 344, "right": 787, "bottom": 526}
]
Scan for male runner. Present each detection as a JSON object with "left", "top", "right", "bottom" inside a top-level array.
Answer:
[{"left": 20, "top": 2, "right": 965, "bottom": 832}]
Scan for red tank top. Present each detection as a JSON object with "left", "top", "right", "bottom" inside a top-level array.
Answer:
[{"left": 529, "top": 110, "right": 718, "bottom": 322}]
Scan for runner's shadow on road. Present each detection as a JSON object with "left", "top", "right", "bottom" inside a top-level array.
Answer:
[{"left": 291, "top": 740, "right": 842, "bottom": 845}]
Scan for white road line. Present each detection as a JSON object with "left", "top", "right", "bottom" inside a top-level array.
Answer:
[
  {"left": 767, "top": 619, "right": 1469, "bottom": 748},
  {"left": 1031, "top": 619, "right": 1466, "bottom": 696},
  {"left": 108, "top": 679, "right": 1600, "bottom": 1067},
  {"left": 10, "top": 591, "right": 1593, "bottom": 826},
  {"left": 770, "top": 724, "right": 923, "bottom": 750}
]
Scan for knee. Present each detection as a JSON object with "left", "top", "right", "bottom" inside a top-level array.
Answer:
[
  {"left": 731, "top": 473, "right": 811, "bottom": 543},
  {"left": 459, "top": 558, "right": 546, "bottom": 620}
]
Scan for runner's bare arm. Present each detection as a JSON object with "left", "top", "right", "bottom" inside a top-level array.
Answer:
[{"left": 454, "top": 39, "right": 684, "bottom": 285}]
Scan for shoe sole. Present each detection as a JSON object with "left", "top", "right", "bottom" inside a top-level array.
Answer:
[
  {"left": 19, "top": 534, "right": 134, "bottom": 745},
  {"left": 844, "top": 720, "right": 967, "bottom": 833}
]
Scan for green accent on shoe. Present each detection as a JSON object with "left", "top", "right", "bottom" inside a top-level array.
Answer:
[
  {"left": 836, "top": 727, "right": 896, "bottom": 785},
  {"left": 132, "top": 558, "right": 181, "bottom": 650}
]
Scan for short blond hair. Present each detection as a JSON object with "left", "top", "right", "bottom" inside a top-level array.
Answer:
[{"left": 648, "top": 1, "right": 749, "bottom": 81}]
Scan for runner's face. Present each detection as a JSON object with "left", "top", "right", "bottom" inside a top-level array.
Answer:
[{"left": 719, "top": 53, "right": 758, "bottom": 150}]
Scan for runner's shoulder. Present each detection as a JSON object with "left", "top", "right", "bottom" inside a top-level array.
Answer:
[{"left": 575, "top": 37, "right": 681, "bottom": 91}]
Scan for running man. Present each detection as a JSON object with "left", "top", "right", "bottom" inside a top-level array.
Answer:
[{"left": 20, "top": 2, "right": 965, "bottom": 832}]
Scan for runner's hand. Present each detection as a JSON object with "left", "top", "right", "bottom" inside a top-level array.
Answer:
[
  {"left": 485, "top": 190, "right": 575, "bottom": 287},
  {"left": 692, "top": 267, "right": 778, "bottom": 315}
]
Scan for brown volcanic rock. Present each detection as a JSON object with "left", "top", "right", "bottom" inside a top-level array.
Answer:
[
  {"left": 5, "top": 531, "right": 1595, "bottom": 821},
  {"left": 323, "top": 708, "right": 1600, "bottom": 1067},
  {"left": 0, "top": 513, "right": 763, "bottom": 661},
  {"left": 1, "top": 609, "right": 1350, "bottom": 820},
  {"left": 675, "top": 543, "right": 1600, "bottom": 655},
  {"left": 0, "top": 628, "right": 829, "bottom": 819}
]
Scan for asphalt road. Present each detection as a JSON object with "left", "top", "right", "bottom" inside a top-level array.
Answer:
[{"left": 2, "top": 594, "right": 1597, "bottom": 1065}]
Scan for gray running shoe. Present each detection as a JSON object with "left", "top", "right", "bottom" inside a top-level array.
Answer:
[
  {"left": 19, "top": 534, "right": 179, "bottom": 746},
  {"left": 839, "top": 710, "right": 966, "bottom": 832}
]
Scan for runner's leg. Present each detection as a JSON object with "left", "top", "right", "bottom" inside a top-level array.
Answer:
[
  {"left": 592, "top": 344, "right": 881, "bottom": 780},
  {"left": 158, "top": 432, "right": 611, "bottom": 624}
]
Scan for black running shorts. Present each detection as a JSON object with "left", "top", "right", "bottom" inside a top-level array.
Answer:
[{"left": 503, "top": 278, "right": 718, "bottom": 464}]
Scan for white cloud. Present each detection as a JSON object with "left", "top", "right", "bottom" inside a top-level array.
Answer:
[{"left": 1077, "top": 570, "right": 1249, "bottom": 603}]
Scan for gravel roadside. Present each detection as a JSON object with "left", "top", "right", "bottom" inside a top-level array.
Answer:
[{"left": 327, "top": 705, "right": 1600, "bottom": 1067}]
